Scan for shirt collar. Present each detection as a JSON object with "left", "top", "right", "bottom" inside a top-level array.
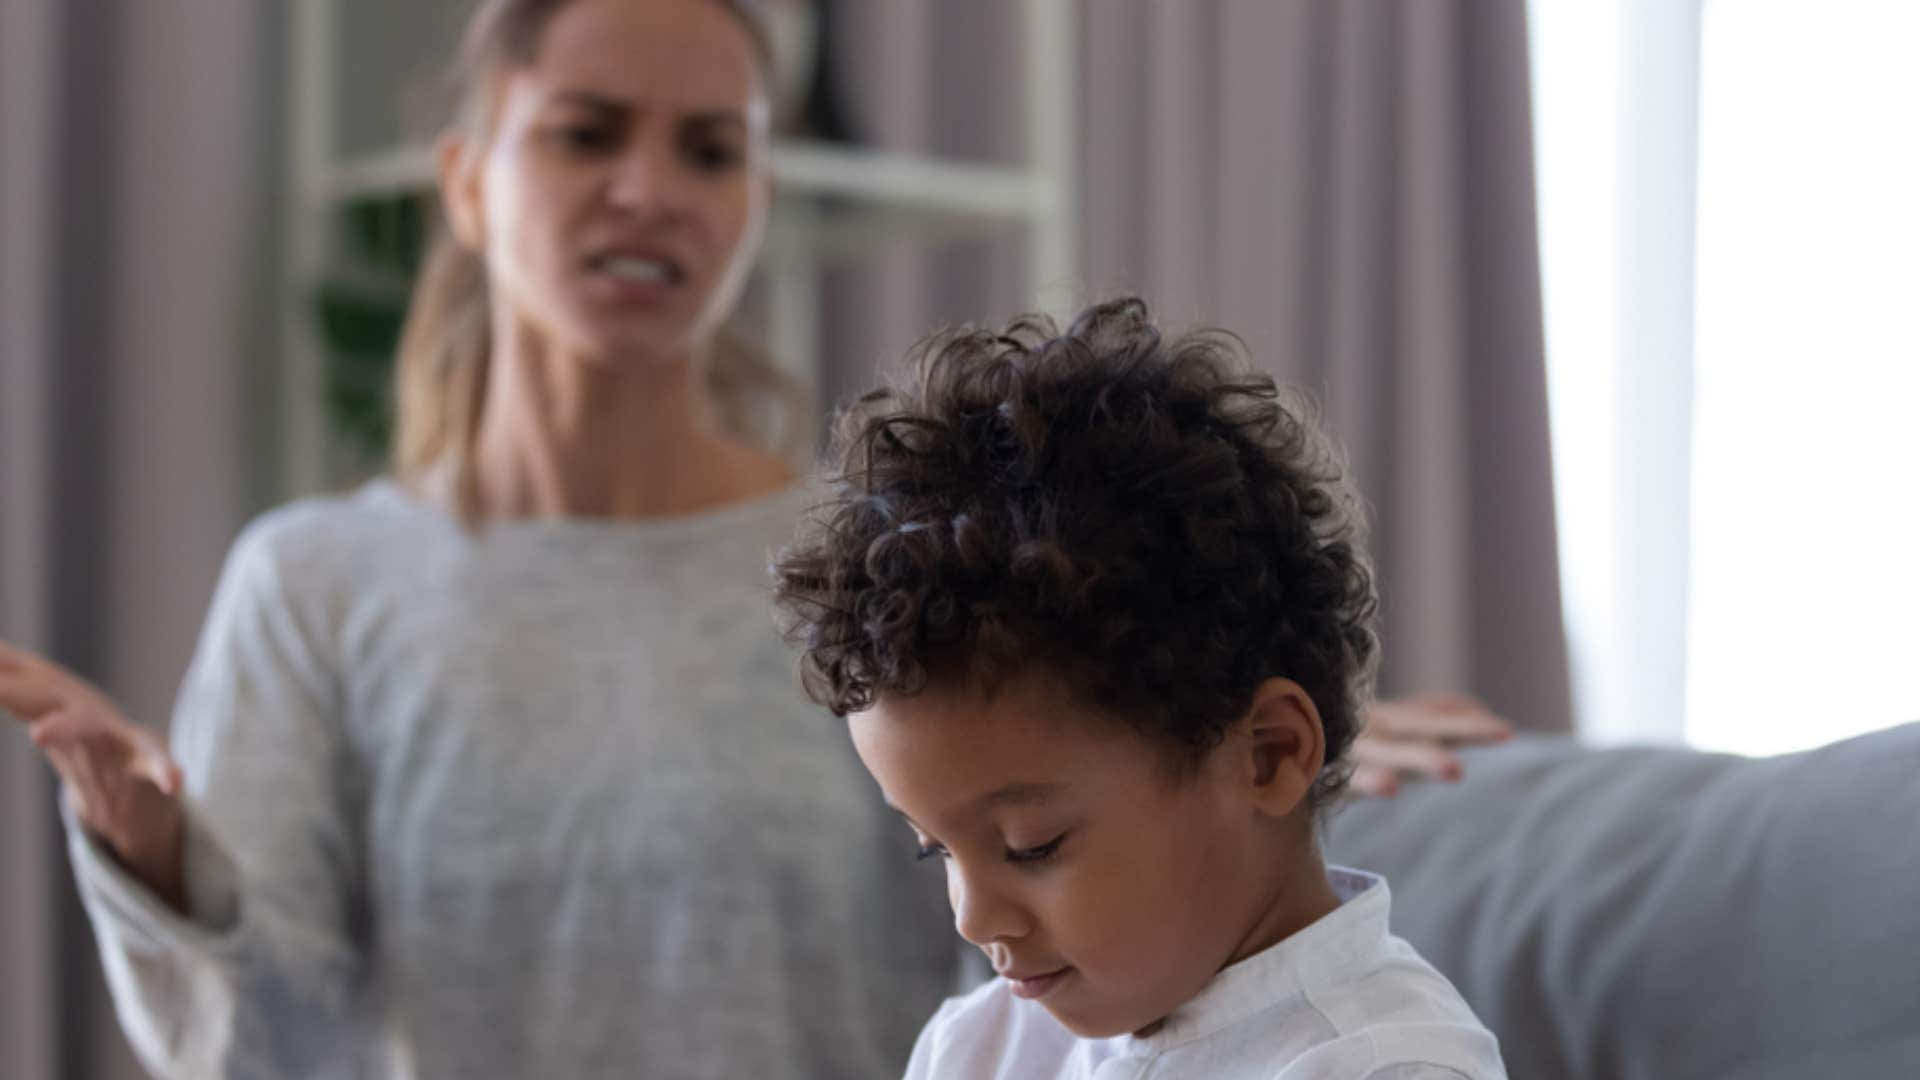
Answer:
[{"left": 1120, "top": 865, "right": 1392, "bottom": 1056}]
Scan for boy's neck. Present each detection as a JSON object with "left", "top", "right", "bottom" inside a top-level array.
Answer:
[
  {"left": 1221, "top": 849, "right": 1342, "bottom": 974},
  {"left": 1130, "top": 851, "right": 1340, "bottom": 1040}
]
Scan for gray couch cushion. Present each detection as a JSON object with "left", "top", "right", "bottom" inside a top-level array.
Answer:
[{"left": 1323, "top": 722, "right": 1920, "bottom": 1080}]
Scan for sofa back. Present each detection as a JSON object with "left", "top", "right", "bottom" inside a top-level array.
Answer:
[{"left": 1323, "top": 723, "right": 1920, "bottom": 1079}]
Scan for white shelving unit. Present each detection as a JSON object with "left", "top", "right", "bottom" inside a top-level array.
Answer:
[{"left": 278, "top": 0, "right": 1076, "bottom": 497}]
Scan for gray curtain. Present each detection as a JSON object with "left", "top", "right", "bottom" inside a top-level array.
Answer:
[
  {"left": 0, "top": 1, "right": 281, "bottom": 1077},
  {"left": 1, "top": 0, "right": 63, "bottom": 1068},
  {"left": 816, "top": 0, "right": 1036, "bottom": 413},
  {"left": 823, "top": 0, "right": 1571, "bottom": 731}
]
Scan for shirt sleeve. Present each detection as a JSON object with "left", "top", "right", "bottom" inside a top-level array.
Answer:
[
  {"left": 900, "top": 995, "right": 973, "bottom": 1080},
  {"left": 65, "top": 518, "right": 370, "bottom": 1078},
  {"left": 900, "top": 1019, "right": 937, "bottom": 1080}
]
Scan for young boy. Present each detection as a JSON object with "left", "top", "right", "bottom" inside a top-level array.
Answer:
[{"left": 774, "top": 298, "right": 1506, "bottom": 1078}]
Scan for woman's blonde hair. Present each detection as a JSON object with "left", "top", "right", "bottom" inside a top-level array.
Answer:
[{"left": 392, "top": 0, "right": 808, "bottom": 502}]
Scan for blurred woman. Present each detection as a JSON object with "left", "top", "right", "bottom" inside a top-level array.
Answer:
[{"left": 5, "top": 2, "right": 955, "bottom": 1075}]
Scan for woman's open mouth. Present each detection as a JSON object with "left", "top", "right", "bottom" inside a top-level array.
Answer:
[{"left": 584, "top": 250, "right": 688, "bottom": 302}]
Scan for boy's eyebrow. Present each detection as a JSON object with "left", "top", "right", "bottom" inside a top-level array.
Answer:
[
  {"left": 885, "top": 782, "right": 1069, "bottom": 831},
  {"left": 966, "top": 780, "right": 1069, "bottom": 812}
]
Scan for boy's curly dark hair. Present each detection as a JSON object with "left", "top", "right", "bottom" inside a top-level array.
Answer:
[{"left": 774, "top": 297, "right": 1379, "bottom": 803}]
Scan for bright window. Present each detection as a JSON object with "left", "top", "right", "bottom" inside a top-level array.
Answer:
[
  {"left": 1530, "top": 0, "right": 1701, "bottom": 746},
  {"left": 1531, "top": 0, "right": 1920, "bottom": 754},
  {"left": 1684, "top": 0, "right": 1920, "bottom": 755}
]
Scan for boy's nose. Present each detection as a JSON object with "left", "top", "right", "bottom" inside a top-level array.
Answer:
[{"left": 949, "top": 866, "right": 1030, "bottom": 948}]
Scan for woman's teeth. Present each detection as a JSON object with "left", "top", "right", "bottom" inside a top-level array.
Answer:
[{"left": 603, "top": 256, "right": 672, "bottom": 284}]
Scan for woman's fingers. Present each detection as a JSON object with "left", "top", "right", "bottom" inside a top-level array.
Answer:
[
  {"left": 17, "top": 677, "right": 183, "bottom": 884},
  {"left": 26, "top": 708, "right": 80, "bottom": 750},
  {"left": 28, "top": 701, "right": 180, "bottom": 831},
  {"left": 1345, "top": 691, "right": 1522, "bottom": 800},
  {"left": 1350, "top": 734, "right": 1464, "bottom": 782},
  {"left": 44, "top": 725, "right": 119, "bottom": 835},
  {"left": 0, "top": 664, "right": 66, "bottom": 722},
  {"left": 1367, "top": 694, "right": 1514, "bottom": 745},
  {"left": 1348, "top": 763, "right": 1402, "bottom": 799},
  {"left": 129, "top": 727, "right": 184, "bottom": 797},
  {"left": 0, "top": 645, "right": 108, "bottom": 728},
  {"left": 35, "top": 716, "right": 105, "bottom": 821}
]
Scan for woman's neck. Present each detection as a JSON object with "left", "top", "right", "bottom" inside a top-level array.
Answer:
[{"left": 468, "top": 322, "right": 792, "bottom": 520}]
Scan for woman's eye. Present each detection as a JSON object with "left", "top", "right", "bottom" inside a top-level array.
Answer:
[
  {"left": 1006, "top": 835, "right": 1066, "bottom": 865},
  {"left": 687, "top": 140, "right": 744, "bottom": 171},
  {"left": 554, "top": 124, "right": 615, "bottom": 153},
  {"left": 914, "top": 842, "right": 950, "bottom": 862}
]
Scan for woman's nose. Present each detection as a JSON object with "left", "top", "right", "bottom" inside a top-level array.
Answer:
[{"left": 607, "top": 140, "right": 685, "bottom": 215}]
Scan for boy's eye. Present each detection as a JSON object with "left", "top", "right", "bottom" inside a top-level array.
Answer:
[
  {"left": 912, "top": 834, "right": 1067, "bottom": 864},
  {"left": 1006, "top": 834, "right": 1067, "bottom": 865}
]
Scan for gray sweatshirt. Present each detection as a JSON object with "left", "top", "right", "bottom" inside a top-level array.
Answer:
[{"left": 65, "top": 479, "right": 962, "bottom": 1079}]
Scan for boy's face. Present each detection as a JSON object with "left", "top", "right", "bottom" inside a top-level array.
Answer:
[{"left": 850, "top": 669, "right": 1321, "bottom": 1039}]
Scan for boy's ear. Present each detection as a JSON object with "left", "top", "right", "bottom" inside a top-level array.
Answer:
[{"left": 1238, "top": 677, "right": 1326, "bottom": 818}]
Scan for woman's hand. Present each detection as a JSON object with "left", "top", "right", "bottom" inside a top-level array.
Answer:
[
  {"left": 0, "top": 639, "right": 188, "bottom": 911},
  {"left": 1349, "top": 692, "right": 1513, "bottom": 798}
]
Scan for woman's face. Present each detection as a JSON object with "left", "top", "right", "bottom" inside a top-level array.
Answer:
[{"left": 445, "top": 0, "right": 770, "bottom": 363}]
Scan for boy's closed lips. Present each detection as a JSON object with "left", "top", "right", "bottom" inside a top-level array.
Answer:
[{"left": 1003, "top": 966, "right": 1074, "bottom": 1001}]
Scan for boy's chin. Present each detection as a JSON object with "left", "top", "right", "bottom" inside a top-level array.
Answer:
[{"left": 1041, "top": 997, "right": 1164, "bottom": 1042}]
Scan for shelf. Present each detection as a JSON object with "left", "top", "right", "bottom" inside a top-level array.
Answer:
[
  {"left": 769, "top": 141, "right": 1054, "bottom": 221},
  {"left": 318, "top": 137, "right": 1058, "bottom": 224}
]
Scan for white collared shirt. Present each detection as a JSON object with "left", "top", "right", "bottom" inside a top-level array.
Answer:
[{"left": 901, "top": 867, "right": 1506, "bottom": 1079}]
